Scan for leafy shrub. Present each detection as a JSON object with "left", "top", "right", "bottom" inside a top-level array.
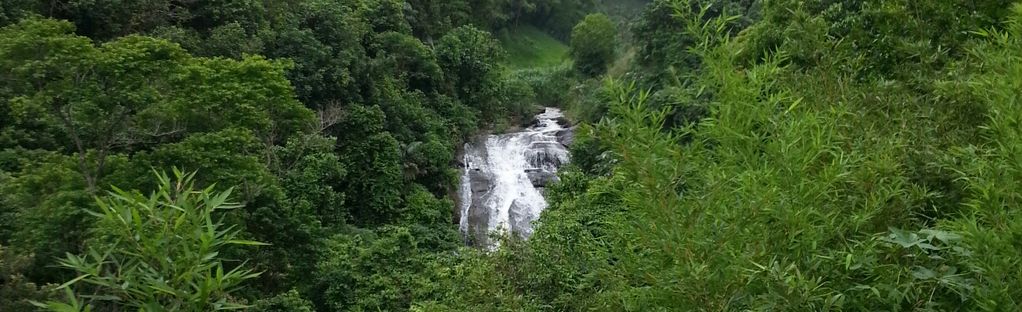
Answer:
[
  {"left": 569, "top": 13, "right": 617, "bottom": 76},
  {"left": 252, "top": 289, "right": 316, "bottom": 312},
  {"left": 434, "top": 1, "right": 1022, "bottom": 310},
  {"left": 33, "top": 170, "right": 265, "bottom": 311}
]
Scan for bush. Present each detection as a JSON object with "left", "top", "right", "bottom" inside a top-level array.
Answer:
[
  {"left": 569, "top": 13, "right": 617, "bottom": 76},
  {"left": 33, "top": 170, "right": 265, "bottom": 311},
  {"left": 252, "top": 290, "right": 316, "bottom": 312},
  {"left": 429, "top": 1, "right": 1022, "bottom": 310}
]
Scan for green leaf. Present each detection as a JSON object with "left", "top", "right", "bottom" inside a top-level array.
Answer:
[
  {"left": 226, "top": 240, "right": 270, "bottom": 246},
  {"left": 919, "top": 229, "right": 963, "bottom": 243},
  {"left": 56, "top": 274, "right": 91, "bottom": 290},
  {"left": 911, "top": 267, "right": 937, "bottom": 280}
]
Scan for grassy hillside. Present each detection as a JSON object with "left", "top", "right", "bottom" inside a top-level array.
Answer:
[{"left": 499, "top": 25, "right": 570, "bottom": 69}]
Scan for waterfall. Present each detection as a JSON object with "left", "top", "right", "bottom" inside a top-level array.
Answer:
[{"left": 458, "top": 107, "right": 573, "bottom": 247}]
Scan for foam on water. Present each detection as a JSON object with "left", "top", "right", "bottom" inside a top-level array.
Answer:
[{"left": 459, "top": 108, "right": 571, "bottom": 247}]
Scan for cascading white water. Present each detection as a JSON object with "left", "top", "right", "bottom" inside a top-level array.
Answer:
[{"left": 459, "top": 107, "right": 572, "bottom": 247}]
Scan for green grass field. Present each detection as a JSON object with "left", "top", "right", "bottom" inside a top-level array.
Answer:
[{"left": 499, "top": 25, "right": 570, "bottom": 69}]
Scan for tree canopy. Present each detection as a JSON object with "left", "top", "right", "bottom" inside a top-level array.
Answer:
[
  {"left": 569, "top": 13, "right": 617, "bottom": 76},
  {"left": 0, "top": 0, "right": 558, "bottom": 310},
  {"left": 6, "top": 0, "right": 1022, "bottom": 311}
]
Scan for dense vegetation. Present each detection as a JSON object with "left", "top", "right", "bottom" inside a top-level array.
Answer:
[
  {"left": 4, "top": 0, "right": 1022, "bottom": 311},
  {"left": 569, "top": 13, "right": 617, "bottom": 77},
  {"left": 0, "top": 0, "right": 593, "bottom": 310},
  {"left": 426, "top": 0, "right": 1022, "bottom": 311}
]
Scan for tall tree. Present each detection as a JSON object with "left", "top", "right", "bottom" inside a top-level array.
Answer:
[
  {"left": 0, "top": 19, "right": 186, "bottom": 191},
  {"left": 435, "top": 25, "right": 506, "bottom": 117},
  {"left": 569, "top": 13, "right": 617, "bottom": 76},
  {"left": 0, "top": 18, "right": 314, "bottom": 192}
]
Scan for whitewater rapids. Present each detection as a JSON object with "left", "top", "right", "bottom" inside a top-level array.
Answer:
[{"left": 458, "top": 107, "right": 572, "bottom": 247}]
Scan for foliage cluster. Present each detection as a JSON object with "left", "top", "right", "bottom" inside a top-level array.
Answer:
[
  {"left": 427, "top": 0, "right": 1022, "bottom": 310},
  {"left": 10, "top": 0, "right": 1019, "bottom": 310},
  {"left": 31, "top": 170, "right": 264, "bottom": 311},
  {"left": 0, "top": 0, "right": 598, "bottom": 310},
  {"left": 569, "top": 13, "right": 618, "bottom": 77}
]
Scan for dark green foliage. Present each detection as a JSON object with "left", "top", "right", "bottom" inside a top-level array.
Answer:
[
  {"left": 313, "top": 227, "right": 453, "bottom": 312},
  {"left": 269, "top": 0, "right": 369, "bottom": 108},
  {"left": 0, "top": 245, "right": 52, "bottom": 312},
  {"left": 428, "top": 94, "right": 480, "bottom": 139},
  {"left": 0, "top": 0, "right": 36, "bottom": 27},
  {"left": 1, "top": 154, "right": 94, "bottom": 282},
  {"left": 633, "top": 0, "right": 699, "bottom": 78},
  {"left": 436, "top": 26, "right": 507, "bottom": 116},
  {"left": 137, "top": 130, "right": 328, "bottom": 293},
  {"left": 342, "top": 131, "right": 404, "bottom": 226},
  {"left": 144, "top": 131, "right": 267, "bottom": 190},
  {"left": 511, "top": 64, "right": 574, "bottom": 107},
  {"left": 34, "top": 170, "right": 264, "bottom": 311},
  {"left": 2, "top": 7, "right": 472, "bottom": 308},
  {"left": 54, "top": 0, "right": 182, "bottom": 39},
  {"left": 252, "top": 290, "right": 316, "bottom": 312},
  {"left": 374, "top": 86, "right": 447, "bottom": 144},
  {"left": 566, "top": 124, "right": 613, "bottom": 176},
  {"left": 371, "top": 32, "right": 444, "bottom": 93},
  {"left": 1, "top": 1, "right": 602, "bottom": 311},
  {"left": 10, "top": 0, "right": 1022, "bottom": 310},
  {"left": 365, "top": 0, "right": 412, "bottom": 34},
  {"left": 273, "top": 134, "right": 348, "bottom": 228},
  {"left": 172, "top": 56, "right": 315, "bottom": 142},
  {"left": 331, "top": 105, "right": 404, "bottom": 226},
  {"left": 428, "top": 0, "right": 1022, "bottom": 311},
  {"left": 564, "top": 77, "right": 614, "bottom": 124},
  {"left": 536, "top": 0, "right": 598, "bottom": 39},
  {"left": 405, "top": 0, "right": 471, "bottom": 40},
  {"left": 262, "top": 27, "right": 347, "bottom": 107},
  {"left": 1, "top": 19, "right": 175, "bottom": 189},
  {"left": 569, "top": 13, "right": 617, "bottom": 76},
  {"left": 504, "top": 1, "right": 599, "bottom": 40},
  {"left": 633, "top": 0, "right": 754, "bottom": 83},
  {"left": 0, "top": 18, "right": 314, "bottom": 191},
  {"left": 202, "top": 22, "right": 264, "bottom": 58}
]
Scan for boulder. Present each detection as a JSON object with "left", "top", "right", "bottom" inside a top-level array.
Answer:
[
  {"left": 526, "top": 170, "right": 559, "bottom": 187},
  {"left": 509, "top": 199, "right": 531, "bottom": 238},
  {"left": 555, "top": 128, "right": 575, "bottom": 146},
  {"left": 553, "top": 116, "right": 572, "bottom": 128},
  {"left": 467, "top": 191, "right": 492, "bottom": 246},
  {"left": 526, "top": 149, "right": 567, "bottom": 169},
  {"left": 469, "top": 170, "right": 491, "bottom": 193}
]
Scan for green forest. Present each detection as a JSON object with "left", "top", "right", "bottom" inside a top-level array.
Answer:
[{"left": 2, "top": 0, "right": 1021, "bottom": 311}]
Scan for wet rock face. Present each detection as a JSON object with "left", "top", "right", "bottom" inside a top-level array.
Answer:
[
  {"left": 526, "top": 169, "right": 559, "bottom": 188},
  {"left": 553, "top": 117, "right": 572, "bottom": 128},
  {"left": 527, "top": 142, "right": 568, "bottom": 169},
  {"left": 555, "top": 128, "right": 575, "bottom": 146},
  {"left": 508, "top": 200, "right": 530, "bottom": 237},
  {"left": 466, "top": 169, "right": 493, "bottom": 245},
  {"left": 458, "top": 108, "right": 573, "bottom": 247}
]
